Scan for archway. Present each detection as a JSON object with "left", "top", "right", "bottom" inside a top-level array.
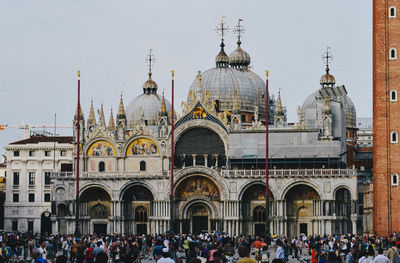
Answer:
[
  {"left": 335, "top": 187, "right": 352, "bottom": 233},
  {"left": 80, "top": 186, "right": 112, "bottom": 234},
  {"left": 284, "top": 184, "right": 320, "bottom": 236},
  {"left": 240, "top": 183, "right": 274, "bottom": 236},
  {"left": 41, "top": 211, "right": 52, "bottom": 236},
  {"left": 174, "top": 128, "right": 225, "bottom": 168},
  {"left": 121, "top": 184, "right": 153, "bottom": 234},
  {"left": 175, "top": 175, "right": 221, "bottom": 233}
]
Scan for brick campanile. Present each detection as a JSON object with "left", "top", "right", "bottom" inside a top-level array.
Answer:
[{"left": 373, "top": 0, "right": 400, "bottom": 235}]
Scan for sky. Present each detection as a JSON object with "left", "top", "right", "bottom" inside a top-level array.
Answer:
[{"left": 0, "top": 0, "right": 372, "bottom": 155}]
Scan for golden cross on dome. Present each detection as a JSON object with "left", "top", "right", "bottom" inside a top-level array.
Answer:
[
  {"left": 233, "top": 18, "right": 245, "bottom": 44},
  {"left": 215, "top": 16, "right": 229, "bottom": 40},
  {"left": 145, "top": 49, "right": 156, "bottom": 74},
  {"left": 321, "top": 47, "right": 333, "bottom": 70}
]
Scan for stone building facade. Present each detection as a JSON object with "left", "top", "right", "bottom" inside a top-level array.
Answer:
[
  {"left": 3, "top": 136, "right": 73, "bottom": 234},
  {"left": 48, "top": 21, "right": 360, "bottom": 236}
]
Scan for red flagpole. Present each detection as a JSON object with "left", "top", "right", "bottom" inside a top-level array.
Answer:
[
  {"left": 265, "top": 70, "right": 270, "bottom": 237},
  {"left": 75, "top": 70, "right": 81, "bottom": 235},
  {"left": 170, "top": 70, "right": 175, "bottom": 231}
]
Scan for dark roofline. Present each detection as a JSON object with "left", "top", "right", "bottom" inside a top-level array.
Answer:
[{"left": 9, "top": 136, "right": 74, "bottom": 145}]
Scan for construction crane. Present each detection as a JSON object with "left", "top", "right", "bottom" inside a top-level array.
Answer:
[{"left": 0, "top": 121, "right": 72, "bottom": 139}]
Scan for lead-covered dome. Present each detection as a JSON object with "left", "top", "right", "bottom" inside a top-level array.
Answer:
[
  {"left": 126, "top": 73, "right": 171, "bottom": 126},
  {"left": 187, "top": 67, "right": 259, "bottom": 113}
]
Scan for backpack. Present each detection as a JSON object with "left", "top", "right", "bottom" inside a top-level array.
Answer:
[{"left": 393, "top": 249, "right": 400, "bottom": 263}]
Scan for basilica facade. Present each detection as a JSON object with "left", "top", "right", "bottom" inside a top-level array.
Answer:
[{"left": 49, "top": 22, "right": 360, "bottom": 237}]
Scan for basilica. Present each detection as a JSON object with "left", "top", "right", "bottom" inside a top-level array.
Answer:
[{"left": 47, "top": 20, "right": 360, "bottom": 237}]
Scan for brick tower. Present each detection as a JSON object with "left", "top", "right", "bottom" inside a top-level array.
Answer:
[{"left": 373, "top": 0, "right": 400, "bottom": 235}]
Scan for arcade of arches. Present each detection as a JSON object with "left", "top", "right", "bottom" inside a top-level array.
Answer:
[{"left": 53, "top": 182, "right": 355, "bottom": 235}]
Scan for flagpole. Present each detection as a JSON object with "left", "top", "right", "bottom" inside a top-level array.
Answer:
[
  {"left": 170, "top": 70, "right": 175, "bottom": 232},
  {"left": 265, "top": 70, "right": 270, "bottom": 237},
  {"left": 75, "top": 70, "right": 81, "bottom": 236}
]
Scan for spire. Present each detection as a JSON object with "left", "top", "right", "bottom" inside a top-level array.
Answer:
[
  {"left": 98, "top": 103, "right": 106, "bottom": 127},
  {"left": 275, "top": 89, "right": 284, "bottom": 117},
  {"left": 117, "top": 93, "right": 126, "bottom": 119},
  {"left": 87, "top": 99, "right": 96, "bottom": 126},
  {"left": 323, "top": 96, "right": 331, "bottom": 115},
  {"left": 195, "top": 71, "right": 203, "bottom": 101},
  {"left": 215, "top": 16, "right": 229, "bottom": 68},
  {"left": 74, "top": 103, "right": 84, "bottom": 120},
  {"left": 108, "top": 108, "right": 115, "bottom": 131},
  {"left": 160, "top": 91, "right": 167, "bottom": 116}
]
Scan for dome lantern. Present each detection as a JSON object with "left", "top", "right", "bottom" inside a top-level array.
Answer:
[
  {"left": 215, "top": 16, "right": 230, "bottom": 68},
  {"left": 229, "top": 18, "right": 251, "bottom": 70},
  {"left": 320, "top": 47, "right": 336, "bottom": 88}
]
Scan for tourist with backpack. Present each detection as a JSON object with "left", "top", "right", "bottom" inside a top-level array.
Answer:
[{"left": 388, "top": 242, "right": 399, "bottom": 263}]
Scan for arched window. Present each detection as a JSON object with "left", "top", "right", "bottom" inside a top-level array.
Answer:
[
  {"left": 392, "top": 174, "right": 399, "bottom": 186},
  {"left": 135, "top": 206, "right": 148, "bottom": 222},
  {"left": 390, "top": 48, "right": 397, "bottom": 59},
  {"left": 140, "top": 161, "right": 146, "bottom": 171},
  {"left": 391, "top": 131, "right": 398, "bottom": 143},
  {"left": 99, "top": 161, "right": 105, "bottom": 172},
  {"left": 253, "top": 206, "right": 267, "bottom": 223},
  {"left": 391, "top": 90, "right": 398, "bottom": 102},
  {"left": 390, "top": 6, "right": 397, "bottom": 18}
]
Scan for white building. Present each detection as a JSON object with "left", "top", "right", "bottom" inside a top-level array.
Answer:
[{"left": 4, "top": 135, "right": 73, "bottom": 234}]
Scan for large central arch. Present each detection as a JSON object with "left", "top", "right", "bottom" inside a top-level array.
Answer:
[
  {"left": 79, "top": 186, "right": 112, "bottom": 235},
  {"left": 284, "top": 184, "right": 320, "bottom": 236},
  {"left": 120, "top": 183, "right": 154, "bottom": 234}
]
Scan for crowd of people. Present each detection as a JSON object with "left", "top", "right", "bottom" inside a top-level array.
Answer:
[{"left": 0, "top": 232, "right": 398, "bottom": 263}]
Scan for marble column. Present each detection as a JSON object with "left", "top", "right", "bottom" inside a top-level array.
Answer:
[
  {"left": 192, "top": 154, "right": 196, "bottom": 166},
  {"left": 204, "top": 154, "right": 208, "bottom": 167}
]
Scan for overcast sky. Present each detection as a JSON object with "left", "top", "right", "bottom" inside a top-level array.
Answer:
[{"left": 0, "top": 0, "right": 372, "bottom": 155}]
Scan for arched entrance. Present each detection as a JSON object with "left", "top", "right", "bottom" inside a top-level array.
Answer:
[
  {"left": 80, "top": 186, "right": 112, "bottom": 234},
  {"left": 240, "top": 183, "right": 274, "bottom": 236},
  {"left": 175, "top": 175, "right": 221, "bottom": 233},
  {"left": 188, "top": 203, "right": 210, "bottom": 234},
  {"left": 121, "top": 184, "right": 153, "bottom": 234},
  {"left": 335, "top": 188, "right": 352, "bottom": 233},
  {"left": 284, "top": 184, "right": 320, "bottom": 236},
  {"left": 41, "top": 211, "right": 52, "bottom": 236}
]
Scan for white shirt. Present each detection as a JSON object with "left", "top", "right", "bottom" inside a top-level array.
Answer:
[
  {"left": 373, "top": 255, "right": 390, "bottom": 263},
  {"left": 157, "top": 257, "right": 175, "bottom": 263},
  {"left": 359, "top": 256, "right": 367, "bottom": 263}
]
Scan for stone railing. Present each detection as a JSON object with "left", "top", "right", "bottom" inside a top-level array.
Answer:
[
  {"left": 51, "top": 168, "right": 356, "bottom": 180},
  {"left": 221, "top": 168, "right": 356, "bottom": 178}
]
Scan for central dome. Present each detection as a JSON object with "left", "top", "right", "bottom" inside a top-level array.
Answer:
[
  {"left": 126, "top": 73, "right": 171, "bottom": 126},
  {"left": 187, "top": 67, "right": 259, "bottom": 113}
]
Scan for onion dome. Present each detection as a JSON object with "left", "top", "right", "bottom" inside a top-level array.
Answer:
[
  {"left": 143, "top": 72, "right": 158, "bottom": 94},
  {"left": 229, "top": 39, "right": 251, "bottom": 70},
  {"left": 215, "top": 42, "right": 229, "bottom": 68},
  {"left": 320, "top": 65, "right": 336, "bottom": 87}
]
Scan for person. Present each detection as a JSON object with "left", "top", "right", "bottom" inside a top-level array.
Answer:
[
  {"left": 157, "top": 248, "right": 175, "bottom": 263},
  {"left": 372, "top": 248, "right": 389, "bottom": 263},
  {"left": 276, "top": 242, "right": 285, "bottom": 261},
  {"left": 237, "top": 244, "right": 257, "bottom": 263},
  {"left": 95, "top": 251, "right": 108, "bottom": 263},
  {"left": 93, "top": 241, "right": 104, "bottom": 259},
  {"left": 388, "top": 242, "right": 399, "bottom": 263},
  {"left": 312, "top": 247, "right": 319, "bottom": 263},
  {"left": 346, "top": 248, "right": 356, "bottom": 263},
  {"left": 32, "top": 247, "right": 46, "bottom": 263},
  {"left": 358, "top": 251, "right": 367, "bottom": 263}
]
